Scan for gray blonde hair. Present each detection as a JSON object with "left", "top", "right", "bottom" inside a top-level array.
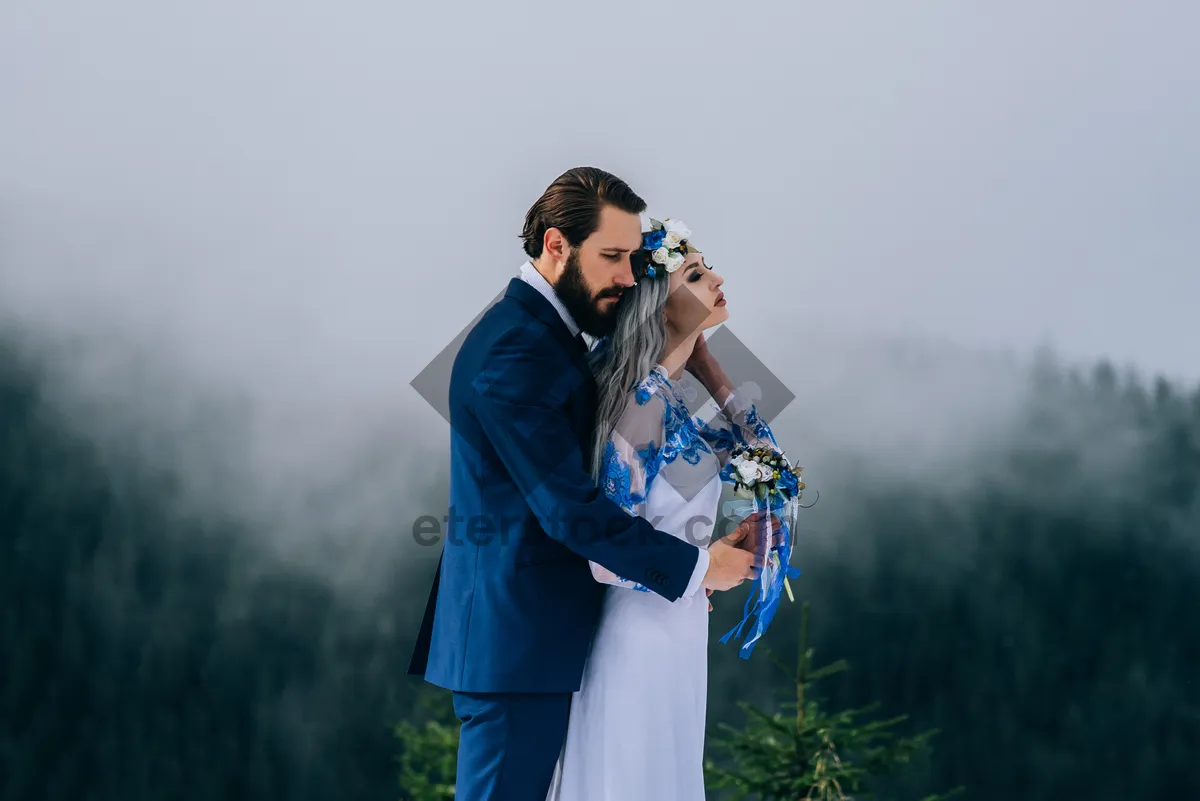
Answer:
[{"left": 586, "top": 275, "right": 672, "bottom": 480}]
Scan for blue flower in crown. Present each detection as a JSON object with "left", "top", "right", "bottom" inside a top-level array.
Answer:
[
  {"left": 636, "top": 217, "right": 698, "bottom": 281},
  {"left": 642, "top": 228, "right": 666, "bottom": 252}
]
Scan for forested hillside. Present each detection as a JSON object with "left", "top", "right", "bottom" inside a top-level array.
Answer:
[{"left": 2, "top": 331, "right": 1198, "bottom": 800}]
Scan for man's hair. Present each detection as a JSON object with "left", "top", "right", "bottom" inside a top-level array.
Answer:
[{"left": 520, "top": 167, "right": 647, "bottom": 259}]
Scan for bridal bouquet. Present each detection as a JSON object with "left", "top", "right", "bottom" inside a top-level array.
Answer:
[
  {"left": 718, "top": 445, "right": 805, "bottom": 660},
  {"left": 723, "top": 444, "right": 805, "bottom": 502}
]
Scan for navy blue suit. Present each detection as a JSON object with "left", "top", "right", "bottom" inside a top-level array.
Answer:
[{"left": 408, "top": 277, "right": 701, "bottom": 799}]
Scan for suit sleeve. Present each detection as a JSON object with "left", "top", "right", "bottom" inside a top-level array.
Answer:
[{"left": 468, "top": 326, "right": 702, "bottom": 601}]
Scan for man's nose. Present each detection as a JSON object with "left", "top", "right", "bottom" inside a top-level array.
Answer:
[{"left": 613, "top": 258, "right": 637, "bottom": 287}]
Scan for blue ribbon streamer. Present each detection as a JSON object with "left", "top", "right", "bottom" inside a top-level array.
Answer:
[{"left": 719, "top": 491, "right": 801, "bottom": 659}]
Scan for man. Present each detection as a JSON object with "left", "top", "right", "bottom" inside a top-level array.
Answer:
[{"left": 408, "top": 167, "right": 760, "bottom": 800}]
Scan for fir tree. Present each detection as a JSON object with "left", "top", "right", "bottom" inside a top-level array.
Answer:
[
  {"left": 394, "top": 687, "right": 459, "bottom": 801},
  {"left": 704, "top": 604, "right": 963, "bottom": 801}
]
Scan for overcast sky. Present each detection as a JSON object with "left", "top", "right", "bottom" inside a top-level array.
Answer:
[{"left": 3, "top": 0, "right": 1197, "bottom": 382}]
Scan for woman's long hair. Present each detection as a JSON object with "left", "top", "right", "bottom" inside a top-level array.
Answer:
[{"left": 586, "top": 275, "right": 672, "bottom": 481}]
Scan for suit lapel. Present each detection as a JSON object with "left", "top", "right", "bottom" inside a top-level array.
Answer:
[{"left": 504, "top": 279, "right": 597, "bottom": 456}]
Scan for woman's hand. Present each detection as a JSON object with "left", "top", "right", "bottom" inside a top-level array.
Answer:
[
  {"left": 685, "top": 331, "right": 715, "bottom": 375},
  {"left": 725, "top": 509, "right": 784, "bottom": 554},
  {"left": 685, "top": 333, "right": 734, "bottom": 408}
]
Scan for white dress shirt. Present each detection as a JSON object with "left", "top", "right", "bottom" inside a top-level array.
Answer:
[{"left": 517, "top": 262, "right": 711, "bottom": 599}]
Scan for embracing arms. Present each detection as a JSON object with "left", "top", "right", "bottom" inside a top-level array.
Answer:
[
  {"left": 585, "top": 383, "right": 774, "bottom": 599},
  {"left": 468, "top": 327, "right": 756, "bottom": 601}
]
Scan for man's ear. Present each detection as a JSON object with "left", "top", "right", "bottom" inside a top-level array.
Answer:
[{"left": 543, "top": 228, "right": 568, "bottom": 273}]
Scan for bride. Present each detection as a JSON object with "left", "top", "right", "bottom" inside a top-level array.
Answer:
[{"left": 546, "top": 218, "right": 788, "bottom": 801}]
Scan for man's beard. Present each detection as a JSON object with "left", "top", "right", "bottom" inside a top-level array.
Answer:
[{"left": 554, "top": 249, "right": 623, "bottom": 338}]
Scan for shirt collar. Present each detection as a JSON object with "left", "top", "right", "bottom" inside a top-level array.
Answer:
[{"left": 518, "top": 261, "right": 580, "bottom": 337}]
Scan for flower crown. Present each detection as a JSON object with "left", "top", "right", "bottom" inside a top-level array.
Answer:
[{"left": 635, "top": 217, "right": 700, "bottom": 280}]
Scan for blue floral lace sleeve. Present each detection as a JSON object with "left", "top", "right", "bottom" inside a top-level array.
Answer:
[
  {"left": 696, "top": 384, "right": 779, "bottom": 466},
  {"left": 588, "top": 378, "right": 670, "bottom": 592}
]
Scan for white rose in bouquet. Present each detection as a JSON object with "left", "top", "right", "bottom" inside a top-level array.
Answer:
[{"left": 736, "top": 461, "right": 761, "bottom": 485}]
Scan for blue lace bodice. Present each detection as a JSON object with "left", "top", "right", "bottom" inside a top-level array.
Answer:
[{"left": 589, "top": 366, "right": 779, "bottom": 591}]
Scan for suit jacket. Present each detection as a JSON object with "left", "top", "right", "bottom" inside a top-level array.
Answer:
[{"left": 407, "top": 277, "right": 702, "bottom": 693}]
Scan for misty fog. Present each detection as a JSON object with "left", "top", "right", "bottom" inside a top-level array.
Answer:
[{"left": 2, "top": 4, "right": 1198, "bottom": 797}]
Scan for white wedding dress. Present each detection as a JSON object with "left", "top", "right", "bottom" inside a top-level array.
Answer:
[{"left": 546, "top": 365, "right": 778, "bottom": 801}]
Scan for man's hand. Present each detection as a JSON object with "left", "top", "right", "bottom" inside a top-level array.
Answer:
[
  {"left": 701, "top": 537, "right": 759, "bottom": 592},
  {"left": 703, "top": 510, "right": 783, "bottom": 599}
]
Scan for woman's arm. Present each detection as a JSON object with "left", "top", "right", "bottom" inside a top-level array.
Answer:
[
  {"left": 686, "top": 334, "right": 780, "bottom": 462},
  {"left": 684, "top": 333, "right": 735, "bottom": 409}
]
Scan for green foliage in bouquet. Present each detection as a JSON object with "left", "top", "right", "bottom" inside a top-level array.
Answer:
[
  {"left": 393, "top": 687, "right": 459, "bottom": 801},
  {"left": 705, "top": 604, "right": 964, "bottom": 801}
]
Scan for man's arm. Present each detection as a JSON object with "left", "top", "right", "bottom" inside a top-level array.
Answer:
[
  {"left": 468, "top": 328, "right": 700, "bottom": 600},
  {"left": 468, "top": 327, "right": 752, "bottom": 600}
]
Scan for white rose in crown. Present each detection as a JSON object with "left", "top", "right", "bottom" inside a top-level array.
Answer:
[
  {"left": 665, "top": 252, "right": 686, "bottom": 273},
  {"left": 652, "top": 247, "right": 670, "bottom": 265},
  {"left": 664, "top": 231, "right": 682, "bottom": 248},
  {"left": 663, "top": 218, "right": 691, "bottom": 240}
]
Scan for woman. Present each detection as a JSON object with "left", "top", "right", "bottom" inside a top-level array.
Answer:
[{"left": 546, "top": 218, "right": 786, "bottom": 801}]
